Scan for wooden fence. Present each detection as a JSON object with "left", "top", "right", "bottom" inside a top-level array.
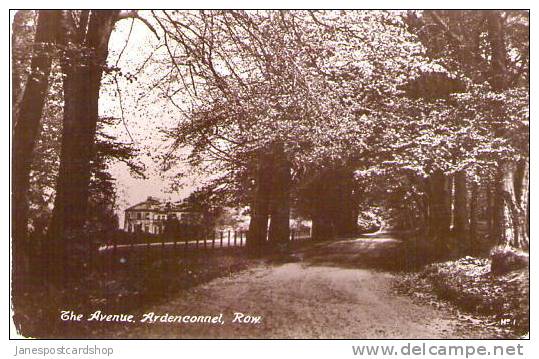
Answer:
[
  {"left": 21, "top": 229, "right": 313, "bottom": 289},
  {"left": 91, "top": 229, "right": 312, "bottom": 273},
  {"left": 100, "top": 229, "right": 311, "bottom": 251}
]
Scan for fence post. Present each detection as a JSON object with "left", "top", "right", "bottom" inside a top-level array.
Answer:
[
  {"left": 112, "top": 235, "right": 118, "bottom": 273},
  {"left": 212, "top": 231, "right": 215, "bottom": 248},
  {"left": 161, "top": 236, "right": 166, "bottom": 264},
  {"left": 220, "top": 231, "right": 223, "bottom": 247},
  {"left": 233, "top": 231, "right": 237, "bottom": 246},
  {"left": 146, "top": 236, "right": 151, "bottom": 264},
  {"left": 227, "top": 231, "right": 231, "bottom": 246}
]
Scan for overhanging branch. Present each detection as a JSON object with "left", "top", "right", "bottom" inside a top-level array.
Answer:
[{"left": 118, "top": 10, "right": 160, "bottom": 40}]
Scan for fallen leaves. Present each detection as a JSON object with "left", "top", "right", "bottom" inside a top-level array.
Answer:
[{"left": 394, "top": 255, "right": 529, "bottom": 338}]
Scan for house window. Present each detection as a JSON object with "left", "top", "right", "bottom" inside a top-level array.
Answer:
[
  {"left": 137, "top": 212, "right": 142, "bottom": 220},
  {"left": 145, "top": 212, "right": 150, "bottom": 219}
]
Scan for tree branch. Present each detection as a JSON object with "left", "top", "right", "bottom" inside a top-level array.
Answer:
[
  {"left": 118, "top": 10, "right": 160, "bottom": 40},
  {"left": 430, "top": 11, "right": 463, "bottom": 45}
]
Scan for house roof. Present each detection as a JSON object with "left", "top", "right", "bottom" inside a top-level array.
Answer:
[{"left": 125, "top": 197, "right": 195, "bottom": 213}]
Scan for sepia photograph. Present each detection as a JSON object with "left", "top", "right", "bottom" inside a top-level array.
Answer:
[{"left": 10, "top": 9, "right": 529, "bottom": 342}]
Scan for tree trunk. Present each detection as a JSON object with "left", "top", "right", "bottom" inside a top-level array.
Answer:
[
  {"left": 486, "top": 179, "right": 495, "bottom": 240},
  {"left": 308, "top": 168, "right": 357, "bottom": 240},
  {"left": 485, "top": 12, "right": 528, "bottom": 252},
  {"left": 495, "top": 161, "right": 529, "bottom": 250},
  {"left": 47, "top": 11, "right": 119, "bottom": 283},
  {"left": 515, "top": 158, "right": 529, "bottom": 240},
  {"left": 427, "top": 170, "right": 451, "bottom": 256},
  {"left": 469, "top": 178, "right": 479, "bottom": 254},
  {"left": 453, "top": 170, "right": 469, "bottom": 252},
  {"left": 268, "top": 143, "right": 291, "bottom": 245},
  {"left": 12, "top": 10, "right": 37, "bottom": 116},
  {"left": 420, "top": 177, "right": 430, "bottom": 235},
  {"left": 486, "top": 11, "right": 508, "bottom": 91},
  {"left": 310, "top": 173, "right": 334, "bottom": 241},
  {"left": 12, "top": 10, "right": 60, "bottom": 280},
  {"left": 333, "top": 169, "right": 357, "bottom": 237},
  {"left": 247, "top": 148, "right": 273, "bottom": 253},
  {"left": 312, "top": 208, "right": 334, "bottom": 241},
  {"left": 520, "top": 159, "right": 529, "bottom": 240}
]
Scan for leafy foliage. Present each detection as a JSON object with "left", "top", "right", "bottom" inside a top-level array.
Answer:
[
  {"left": 23, "top": 59, "right": 146, "bottom": 234},
  {"left": 150, "top": 10, "right": 528, "bottom": 217}
]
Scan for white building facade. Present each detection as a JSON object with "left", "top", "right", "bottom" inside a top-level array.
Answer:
[{"left": 123, "top": 196, "right": 201, "bottom": 234}]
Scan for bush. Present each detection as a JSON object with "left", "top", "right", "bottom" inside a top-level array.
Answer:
[
  {"left": 356, "top": 210, "right": 382, "bottom": 233},
  {"left": 490, "top": 246, "right": 529, "bottom": 275},
  {"left": 397, "top": 255, "right": 529, "bottom": 337}
]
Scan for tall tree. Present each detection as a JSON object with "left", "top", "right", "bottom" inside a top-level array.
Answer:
[
  {"left": 12, "top": 10, "right": 61, "bottom": 278},
  {"left": 453, "top": 170, "right": 469, "bottom": 250},
  {"left": 246, "top": 147, "right": 274, "bottom": 251},
  {"left": 46, "top": 10, "right": 157, "bottom": 283},
  {"left": 267, "top": 142, "right": 291, "bottom": 245},
  {"left": 46, "top": 11, "right": 120, "bottom": 282},
  {"left": 154, "top": 10, "right": 428, "bottom": 247},
  {"left": 485, "top": 11, "right": 529, "bottom": 250},
  {"left": 406, "top": 10, "right": 529, "bottom": 251}
]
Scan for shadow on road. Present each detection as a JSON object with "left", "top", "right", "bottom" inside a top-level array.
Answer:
[{"left": 283, "top": 232, "right": 427, "bottom": 272}]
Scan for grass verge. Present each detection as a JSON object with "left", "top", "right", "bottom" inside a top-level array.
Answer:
[
  {"left": 12, "top": 250, "right": 261, "bottom": 338},
  {"left": 395, "top": 256, "right": 529, "bottom": 338}
]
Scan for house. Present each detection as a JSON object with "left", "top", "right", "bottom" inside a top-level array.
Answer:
[{"left": 123, "top": 196, "right": 202, "bottom": 234}]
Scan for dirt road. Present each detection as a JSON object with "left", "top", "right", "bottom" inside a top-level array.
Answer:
[{"left": 115, "top": 234, "right": 497, "bottom": 339}]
